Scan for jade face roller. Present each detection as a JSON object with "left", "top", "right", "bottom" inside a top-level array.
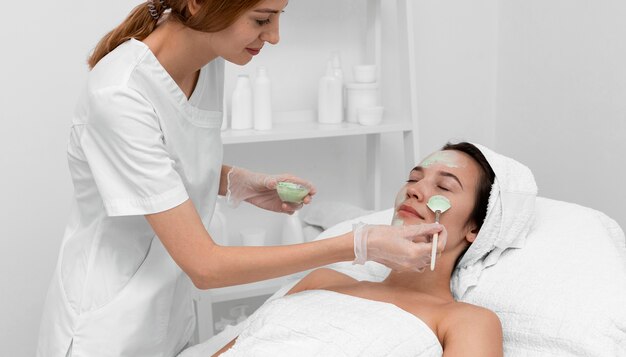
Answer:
[
  {"left": 276, "top": 182, "right": 310, "bottom": 203},
  {"left": 427, "top": 195, "right": 451, "bottom": 271}
]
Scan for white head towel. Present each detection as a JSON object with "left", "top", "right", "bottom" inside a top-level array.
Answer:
[{"left": 451, "top": 143, "right": 538, "bottom": 299}]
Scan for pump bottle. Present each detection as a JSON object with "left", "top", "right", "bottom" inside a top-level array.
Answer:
[
  {"left": 253, "top": 66, "right": 273, "bottom": 130},
  {"left": 318, "top": 61, "right": 343, "bottom": 124}
]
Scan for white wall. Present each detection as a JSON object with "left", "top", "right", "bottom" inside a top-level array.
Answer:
[
  {"left": 0, "top": 1, "right": 140, "bottom": 356},
  {"left": 495, "top": 0, "right": 626, "bottom": 228},
  {"left": 412, "top": 0, "right": 499, "bottom": 154}
]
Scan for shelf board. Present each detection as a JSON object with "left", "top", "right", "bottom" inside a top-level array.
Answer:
[
  {"left": 222, "top": 120, "right": 413, "bottom": 145},
  {"left": 208, "top": 276, "right": 293, "bottom": 303}
]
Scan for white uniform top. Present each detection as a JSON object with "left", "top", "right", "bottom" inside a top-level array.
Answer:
[{"left": 37, "top": 39, "right": 224, "bottom": 357}]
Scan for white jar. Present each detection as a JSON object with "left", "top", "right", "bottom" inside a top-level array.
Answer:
[
  {"left": 345, "top": 82, "right": 380, "bottom": 123},
  {"left": 231, "top": 74, "right": 252, "bottom": 130},
  {"left": 318, "top": 61, "right": 343, "bottom": 124},
  {"left": 253, "top": 66, "right": 272, "bottom": 131}
]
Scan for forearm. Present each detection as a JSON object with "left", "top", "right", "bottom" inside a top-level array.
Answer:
[
  {"left": 218, "top": 164, "right": 232, "bottom": 196},
  {"left": 147, "top": 199, "right": 355, "bottom": 289},
  {"left": 198, "top": 233, "right": 354, "bottom": 289}
]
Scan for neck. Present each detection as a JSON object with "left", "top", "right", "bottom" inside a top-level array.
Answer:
[
  {"left": 142, "top": 19, "right": 217, "bottom": 97},
  {"left": 381, "top": 253, "right": 458, "bottom": 301}
]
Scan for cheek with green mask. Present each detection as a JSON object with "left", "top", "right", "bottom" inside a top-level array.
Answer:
[
  {"left": 420, "top": 151, "right": 466, "bottom": 169},
  {"left": 391, "top": 187, "right": 407, "bottom": 226}
]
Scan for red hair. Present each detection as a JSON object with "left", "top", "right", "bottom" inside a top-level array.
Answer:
[{"left": 87, "top": 0, "right": 263, "bottom": 69}]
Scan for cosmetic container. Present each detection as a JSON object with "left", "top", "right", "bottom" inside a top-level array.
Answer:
[
  {"left": 231, "top": 74, "right": 252, "bottom": 130},
  {"left": 353, "top": 64, "right": 377, "bottom": 83},
  {"left": 253, "top": 66, "right": 272, "bottom": 131},
  {"left": 318, "top": 61, "right": 343, "bottom": 124},
  {"left": 346, "top": 82, "right": 380, "bottom": 123},
  {"left": 331, "top": 52, "right": 344, "bottom": 83},
  {"left": 357, "top": 106, "right": 384, "bottom": 126},
  {"left": 277, "top": 182, "right": 310, "bottom": 203}
]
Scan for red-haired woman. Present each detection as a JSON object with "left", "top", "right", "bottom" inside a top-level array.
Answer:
[{"left": 37, "top": 2, "right": 446, "bottom": 356}]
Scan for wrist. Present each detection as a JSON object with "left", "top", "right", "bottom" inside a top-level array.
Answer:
[
  {"left": 218, "top": 165, "right": 232, "bottom": 196},
  {"left": 334, "top": 231, "right": 357, "bottom": 263},
  {"left": 352, "top": 222, "right": 368, "bottom": 265}
]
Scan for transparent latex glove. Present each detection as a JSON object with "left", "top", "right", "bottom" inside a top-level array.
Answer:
[
  {"left": 352, "top": 222, "right": 447, "bottom": 272},
  {"left": 226, "top": 167, "right": 316, "bottom": 214}
]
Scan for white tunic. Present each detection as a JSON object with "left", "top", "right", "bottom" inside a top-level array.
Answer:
[{"left": 37, "top": 39, "right": 224, "bottom": 357}]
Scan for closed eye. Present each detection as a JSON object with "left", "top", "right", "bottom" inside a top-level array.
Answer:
[
  {"left": 256, "top": 18, "right": 271, "bottom": 25},
  {"left": 438, "top": 186, "right": 450, "bottom": 192}
]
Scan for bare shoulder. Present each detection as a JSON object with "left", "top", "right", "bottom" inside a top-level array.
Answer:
[
  {"left": 287, "top": 268, "right": 357, "bottom": 295},
  {"left": 439, "top": 302, "right": 503, "bottom": 357}
]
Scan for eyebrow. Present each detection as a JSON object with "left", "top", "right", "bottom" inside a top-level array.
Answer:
[
  {"left": 411, "top": 166, "right": 464, "bottom": 190},
  {"left": 254, "top": 9, "right": 285, "bottom": 14}
]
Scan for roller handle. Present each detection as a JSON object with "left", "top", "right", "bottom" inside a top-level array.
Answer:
[{"left": 430, "top": 211, "right": 441, "bottom": 271}]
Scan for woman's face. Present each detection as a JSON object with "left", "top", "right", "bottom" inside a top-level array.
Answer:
[
  {"left": 394, "top": 150, "right": 482, "bottom": 251},
  {"left": 212, "top": 0, "right": 288, "bottom": 65}
]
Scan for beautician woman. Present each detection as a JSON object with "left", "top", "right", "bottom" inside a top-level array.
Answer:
[{"left": 37, "top": 1, "right": 447, "bottom": 356}]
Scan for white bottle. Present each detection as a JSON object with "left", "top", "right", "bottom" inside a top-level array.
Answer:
[
  {"left": 221, "top": 92, "right": 228, "bottom": 131},
  {"left": 330, "top": 52, "right": 345, "bottom": 113},
  {"left": 253, "top": 66, "right": 273, "bottom": 131},
  {"left": 231, "top": 74, "right": 252, "bottom": 130},
  {"left": 330, "top": 51, "right": 344, "bottom": 83},
  {"left": 209, "top": 200, "right": 229, "bottom": 245},
  {"left": 281, "top": 211, "right": 305, "bottom": 245},
  {"left": 318, "top": 61, "right": 343, "bottom": 124}
]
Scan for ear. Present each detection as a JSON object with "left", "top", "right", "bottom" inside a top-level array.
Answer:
[
  {"left": 187, "top": 0, "right": 201, "bottom": 16},
  {"left": 465, "top": 224, "right": 479, "bottom": 243}
]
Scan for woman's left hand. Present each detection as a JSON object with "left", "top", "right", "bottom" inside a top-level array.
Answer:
[{"left": 226, "top": 167, "right": 316, "bottom": 214}]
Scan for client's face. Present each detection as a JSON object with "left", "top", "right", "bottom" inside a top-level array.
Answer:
[{"left": 393, "top": 150, "right": 481, "bottom": 251}]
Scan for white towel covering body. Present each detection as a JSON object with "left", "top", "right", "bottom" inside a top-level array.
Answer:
[{"left": 220, "top": 290, "right": 442, "bottom": 357}]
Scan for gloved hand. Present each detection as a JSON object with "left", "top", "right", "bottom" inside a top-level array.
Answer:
[
  {"left": 352, "top": 222, "right": 447, "bottom": 272},
  {"left": 226, "top": 167, "right": 316, "bottom": 213}
]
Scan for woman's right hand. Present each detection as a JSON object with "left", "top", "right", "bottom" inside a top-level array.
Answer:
[{"left": 352, "top": 223, "right": 447, "bottom": 272}]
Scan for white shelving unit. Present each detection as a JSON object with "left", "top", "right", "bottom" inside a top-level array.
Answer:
[
  {"left": 222, "top": 119, "right": 412, "bottom": 145},
  {"left": 193, "top": 0, "right": 418, "bottom": 343}
]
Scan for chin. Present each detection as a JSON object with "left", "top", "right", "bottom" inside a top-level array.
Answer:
[{"left": 225, "top": 54, "right": 253, "bottom": 66}]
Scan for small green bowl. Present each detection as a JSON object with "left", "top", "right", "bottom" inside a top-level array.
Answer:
[{"left": 276, "top": 182, "right": 310, "bottom": 203}]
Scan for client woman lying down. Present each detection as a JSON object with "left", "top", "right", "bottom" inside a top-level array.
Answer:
[{"left": 214, "top": 142, "right": 503, "bottom": 357}]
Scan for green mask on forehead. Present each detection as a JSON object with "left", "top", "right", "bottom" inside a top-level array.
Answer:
[{"left": 420, "top": 151, "right": 465, "bottom": 168}]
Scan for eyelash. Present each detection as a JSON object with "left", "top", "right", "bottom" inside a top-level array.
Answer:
[
  {"left": 406, "top": 180, "right": 450, "bottom": 192},
  {"left": 256, "top": 18, "right": 271, "bottom": 26}
]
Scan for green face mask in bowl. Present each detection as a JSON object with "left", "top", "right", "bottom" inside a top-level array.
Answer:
[{"left": 276, "top": 182, "right": 310, "bottom": 203}]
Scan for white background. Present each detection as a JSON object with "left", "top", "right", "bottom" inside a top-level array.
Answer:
[{"left": 1, "top": 1, "right": 624, "bottom": 356}]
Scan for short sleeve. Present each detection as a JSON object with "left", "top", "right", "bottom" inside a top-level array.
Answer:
[{"left": 78, "top": 86, "right": 188, "bottom": 216}]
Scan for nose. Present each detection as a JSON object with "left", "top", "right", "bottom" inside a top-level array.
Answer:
[
  {"left": 406, "top": 180, "right": 429, "bottom": 202},
  {"left": 260, "top": 19, "right": 280, "bottom": 45}
]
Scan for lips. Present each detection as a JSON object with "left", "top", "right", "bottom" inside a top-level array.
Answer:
[
  {"left": 246, "top": 48, "right": 261, "bottom": 56},
  {"left": 397, "top": 204, "right": 425, "bottom": 220}
]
